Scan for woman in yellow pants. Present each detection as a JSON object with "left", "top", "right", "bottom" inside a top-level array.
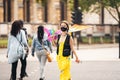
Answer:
[{"left": 56, "top": 21, "right": 80, "bottom": 80}]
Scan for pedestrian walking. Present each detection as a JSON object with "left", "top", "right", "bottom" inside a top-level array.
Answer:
[
  {"left": 56, "top": 21, "right": 80, "bottom": 80},
  {"left": 31, "top": 26, "right": 50, "bottom": 80},
  {"left": 18, "top": 20, "right": 29, "bottom": 80},
  {"left": 7, "top": 20, "right": 29, "bottom": 80}
]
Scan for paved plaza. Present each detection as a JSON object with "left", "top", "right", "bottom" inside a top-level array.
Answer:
[{"left": 0, "top": 44, "right": 119, "bottom": 80}]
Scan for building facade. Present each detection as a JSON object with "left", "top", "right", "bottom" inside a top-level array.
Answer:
[
  {"left": 0, "top": 0, "right": 119, "bottom": 24},
  {"left": 0, "top": 0, "right": 72, "bottom": 24},
  {"left": 0, "top": 0, "right": 119, "bottom": 39}
]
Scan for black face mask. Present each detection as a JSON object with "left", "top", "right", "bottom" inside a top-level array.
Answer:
[{"left": 61, "top": 27, "right": 68, "bottom": 32}]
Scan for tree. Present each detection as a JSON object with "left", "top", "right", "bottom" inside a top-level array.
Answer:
[
  {"left": 36, "top": 0, "right": 47, "bottom": 6},
  {"left": 76, "top": 0, "right": 120, "bottom": 58},
  {"left": 101, "top": 0, "right": 120, "bottom": 26},
  {"left": 68, "top": 0, "right": 120, "bottom": 25}
]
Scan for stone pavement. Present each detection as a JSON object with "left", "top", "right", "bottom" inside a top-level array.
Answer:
[
  {"left": 0, "top": 44, "right": 119, "bottom": 62},
  {"left": 0, "top": 61, "right": 120, "bottom": 80},
  {"left": 0, "top": 43, "right": 119, "bottom": 80}
]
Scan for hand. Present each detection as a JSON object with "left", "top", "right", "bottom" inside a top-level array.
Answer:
[
  {"left": 46, "top": 51, "right": 50, "bottom": 55},
  {"left": 6, "top": 54, "right": 8, "bottom": 58},
  {"left": 27, "top": 49, "right": 29, "bottom": 53},
  {"left": 75, "top": 58, "right": 80, "bottom": 63},
  {"left": 26, "top": 49, "right": 29, "bottom": 55},
  {"left": 32, "top": 54, "right": 34, "bottom": 57}
]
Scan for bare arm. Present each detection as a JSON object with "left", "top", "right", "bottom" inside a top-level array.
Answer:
[{"left": 70, "top": 36, "right": 80, "bottom": 63}]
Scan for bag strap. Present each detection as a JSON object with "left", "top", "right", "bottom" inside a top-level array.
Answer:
[
  {"left": 16, "top": 37, "right": 23, "bottom": 47},
  {"left": 41, "top": 41, "right": 46, "bottom": 50},
  {"left": 12, "top": 34, "right": 23, "bottom": 47}
]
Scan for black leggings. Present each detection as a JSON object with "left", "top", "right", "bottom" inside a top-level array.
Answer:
[
  {"left": 20, "top": 56, "right": 27, "bottom": 78},
  {"left": 11, "top": 61, "right": 18, "bottom": 80},
  {"left": 11, "top": 56, "right": 27, "bottom": 80}
]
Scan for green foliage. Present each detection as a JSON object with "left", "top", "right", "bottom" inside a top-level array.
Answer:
[
  {"left": 102, "top": 0, "right": 120, "bottom": 22},
  {"left": 82, "top": 36, "right": 119, "bottom": 44},
  {"left": 61, "top": 0, "right": 67, "bottom": 3},
  {"left": 0, "top": 38, "right": 8, "bottom": 48},
  {"left": 0, "top": 37, "right": 118, "bottom": 48},
  {"left": 68, "top": 0, "right": 74, "bottom": 10},
  {"left": 36, "top": 0, "right": 47, "bottom": 6},
  {"left": 0, "top": 38, "right": 32, "bottom": 48},
  {"left": 41, "top": 0, "right": 47, "bottom": 6},
  {"left": 77, "top": 0, "right": 120, "bottom": 11},
  {"left": 75, "top": 0, "right": 120, "bottom": 23},
  {"left": 36, "top": 0, "right": 40, "bottom": 3},
  {"left": 78, "top": 0, "right": 98, "bottom": 11},
  {"left": 102, "top": 0, "right": 120, "bottom": 7}
]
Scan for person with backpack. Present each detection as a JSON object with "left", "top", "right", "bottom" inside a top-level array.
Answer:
[
  {"left": 7, "top": 20, "right": 29, "bottom": 80},
  {"left": 31, "top": 26, "right": 50, "bottom": 80},
  {"left": 56, "top": 21, "right": 80, "bottom": 80}
]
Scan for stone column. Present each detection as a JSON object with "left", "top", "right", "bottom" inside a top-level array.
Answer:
[
  {"left": 11, "top": 0, "right": 18, "bottom": 21},
  {"left": 100, "top": 36, "right": 103, "bottom": 44},
  {"left": 0, "top": 1, "right": 3, "bottom": 22},
  {"left": 88, "top": 35, "right": 92, "bottom": 44},
  {"left": 87, "top": 28, "right": 93, "bottom": 44},
  {"left": 33, "top": 2, "right": 37, "bottom": 22},
  {"left": 112, "top": 26, "right": 116, "bottom": 44},
  {"left": 47, "top": 0, "right": 60, "bottom": 24},
  {"left": 67, "top": 0, "right": 72, "bottom": 22},
  {"left": 14, "top": 0, "right": 18, "bottom": 20},
  {"left": 37, "top": 5, "right": 43, "bottom": 23},
  {"left": 30, "top": 0, "right": 37, "bottom": 23},
  {"left": 56, "top": 0, "right": 61, "bottom": 24}
]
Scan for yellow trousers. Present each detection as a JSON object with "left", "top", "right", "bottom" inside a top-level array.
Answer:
[
  {"left": 57, "top": 56, "right": 71, "bottom": 80},
  {"left": 57, "top": 42, "right": 71, "bottom": 80}
]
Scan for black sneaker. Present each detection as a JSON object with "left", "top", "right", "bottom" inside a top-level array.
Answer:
[
  {"left": 18, "top": 78, "right": 23, "bottom": 80},
  {"left": 22, "top": 73, "right": 28, "bottom": 78},
  {"left": 9, "top": 75, "right": 12, "bottom": 80},
  {"left": 24, "top": 73, "right": 28, "bottom": 77},
  {"left": 9, "top": 77, "right": 12, "bottom": 80},
  {"left": 39, "top": 78, "right": 43, "bottom": 80}
]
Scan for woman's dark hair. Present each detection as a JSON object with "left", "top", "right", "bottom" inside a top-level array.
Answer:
[
  {"left": 18, "top": 20, "right": 24, "bottom": 28},
  {"left": 37, "top": 26, "right": 44, "bottom": 44},
  {"left": 10, "top": 20, "right": 21, "bottom": 37}
]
